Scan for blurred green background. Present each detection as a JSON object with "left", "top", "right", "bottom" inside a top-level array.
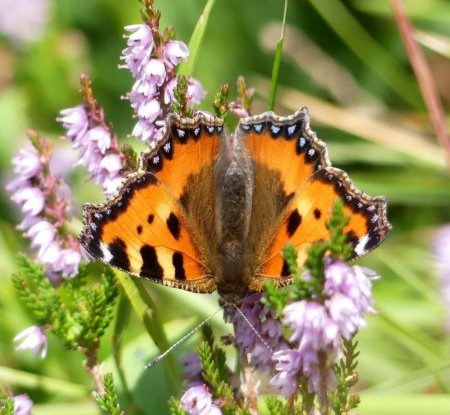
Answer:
[{"left": 0, "top": 0, "right": 449, "bottom": 414}]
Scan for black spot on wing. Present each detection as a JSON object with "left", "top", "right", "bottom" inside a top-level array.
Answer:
[
  {"left": 281, "top": 259, "right": 290, "bottom": 277},
  {"left": 109, "top": 238, "right": 130, "bottom": 271},
  {"left": 287, "top": 209, "right": 302, "bottom": 237},
  {"left": 166, "top": 212, "right": 181, "bottom": 240},
  {"left": 137, "top": 225, "right": 143, "bottom": 235},
  {"left": 313, "top": 208, "right": 321, "bottom": 219},
  {"left": 147, "top": 214, "right": 154, "bottom": 224},
  {"left": 172, "top": 252, "right": 186, "bottom": 280},
  {"left": 140, "top": 245, "right": 163, "bottom": 279},
  {"left": 345, "top": 230, "right": 359, "bottom": 247}
]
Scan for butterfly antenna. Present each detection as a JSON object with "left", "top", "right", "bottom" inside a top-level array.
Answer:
[
  {"left": 146, "top": 305, "right": 224, "bottom": 369},
  {"left": 233, "top": 304, "right": 273, "bottom": 353}
]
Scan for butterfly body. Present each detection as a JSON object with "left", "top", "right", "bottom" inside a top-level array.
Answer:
[
  {"left": 214, "top": 132, "right": 254, "bottom": 307},
  {"left": 81, "top": 108, "right": 391, "bottom": 319}
]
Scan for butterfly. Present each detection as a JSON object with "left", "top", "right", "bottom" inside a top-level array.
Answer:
[{"left": 80, "top": 108, "right": 391, "bottom": 319}]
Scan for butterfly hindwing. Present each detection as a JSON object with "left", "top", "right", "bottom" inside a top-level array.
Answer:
[
  {"left": 259, "top": 167, "right": 390, "bottom": 279},
  {"left": 81, "top": 113, "right": 223, "bottom": 293}
]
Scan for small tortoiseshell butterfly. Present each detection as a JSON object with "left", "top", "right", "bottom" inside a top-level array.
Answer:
[{"left": 80, "top": 108, "right": 391, "bottom": 318}]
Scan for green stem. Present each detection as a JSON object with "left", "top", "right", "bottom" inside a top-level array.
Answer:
[
  {"left": 112, "top": 291, "right": 138, "bottom": 414},
  {"left": 268, "top": 0, "right": 289, "bottom": 111},
  {"left": 114, "top": 271, "right": 178, "bottom": 390}
]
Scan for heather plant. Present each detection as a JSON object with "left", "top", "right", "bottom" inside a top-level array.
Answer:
[{"left": 1, "top": 0, "right": 449, "bottom": 414}]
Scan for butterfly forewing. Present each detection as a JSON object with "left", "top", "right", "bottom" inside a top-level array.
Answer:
[{"left": 80, "top": 113, "right": 223, "bottom": 293}]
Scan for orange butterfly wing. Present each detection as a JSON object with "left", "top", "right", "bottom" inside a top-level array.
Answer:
[
  {"left": 240, "top": 108, "right": 391, "bottom": 286},
  {"left": 81, "top": 113, "right": 222, "bottom": 293}
]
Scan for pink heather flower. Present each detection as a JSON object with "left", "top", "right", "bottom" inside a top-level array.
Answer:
[
  {"left": 326, "top": 293, "right": 364, "bottom": 340},
  {"left": 137, "top": 98, "right": 162, "bottom": 122},
  {"left": 25, "top": 220, "right": 56, "bottom": 253},
  {"left": 14, "top": 326, "right": 48, "bottom": 359},
  {"left": 0, "top": 0, "right": 50, "bottom": 47},
  {"left": 270, "top": 349, "right": 301, "bottom": 397},
  {"left": 180, "top": 385, "right": 222, "bottom": 415},
  {"left": 271, "top": 259, "right": 378, "bottom": 396},
  {"left": 323, "top": 261, "right": 376, "bottom": 337},
  {"left": 164, "top": 78, "right": 207, "bottom": 108},
  {"left": 58, "top": 105, "right": 124, "bottom": 195},
  {"left": 99, "top": 153, "right": 122, "bottom": 174},
  {"left": 283, "top": 301, "right": 339, "bottom": 350},
  {"left": 38, "top": 241, "right": 62, "bottom": 264},
  {"left": 163, "top": 78, "right": 178, "bottom": 104},
  {"left": 234, "top": 292, "right": 285, "bottom": 372},
  {"left": 125, "top": 23, "right": 153, "bottom": 45},
  {"left": 131, "top": 119, "right": 158, "bottom": 142},
  {"left": 53, "top": 248, "right": 82, "bottom": 278},
  {"left": 12, "top": 393, "right": 33, "bottom": 415},
  {"left": 164, "top": 40, "right": 189, "bottom": 67},
  {"left": 11, "top": 149, "right": 43, "bottom": 180},
  {"left": 131, "top": 79, "right": 158, "bottom": 101},
  {"left": 11, "top": 186, "right": 45, "bottom": 217},
  {"left": 17, "top": 215, "right": 39, "bottom": 232},
  {"left": 228, "top": 102, "right": 249, "bottom": 118},
  {"left": 181, "top": 353, "right": 203, "bottom": 387},
  {"left": 187, "top": 78, "right": 207, "bottom": 105},
  {"left": 86, "top": 126, "right": 111, "bottom": 154},
  {"left": 58, "top": 105, "right": 89, "bottom": 144},
  {"left": 120, "top": 21, "right": 205, "bottom": 142},
  {"left": 302, "top": 356, "right": 337, "bottom": 395},
  {"left": 270, "top": 370, "right": 298, "bottom": 397},
  {"left": 143, "top": 59, "right": 166, "bottom": 86},
  {"left": 120, "top": 24, "right": 154, "bottom": 78},
  {"left": 324, "top": 262, "right": 375, "bottom": 308}
]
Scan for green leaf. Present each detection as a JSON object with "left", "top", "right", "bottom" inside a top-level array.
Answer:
[
  {"left": 168, "top": 397, "right": 187, "bottom": 415},
  {"left": 95, "top": 373, "right": 124, "bottom": 415},
  {"left": 0, "top": 398, "right": 14, "bottom": 415},
  {"left": 12, "top": 254, "right": 62, "bottom": 325},
  {"left": 177, "top": 0, "right": 217, "bottom": 76}
]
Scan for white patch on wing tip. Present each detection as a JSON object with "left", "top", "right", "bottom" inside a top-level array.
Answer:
[
  {"left": 100, "top": 242, "right": 113, "bottom": 262},
  {"left": 354, "top": 234, "right": 370, "bottom": 256}
]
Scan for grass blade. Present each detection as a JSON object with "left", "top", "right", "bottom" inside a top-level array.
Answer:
[
  {"left": 0, "top": 366, "right": 88, "bottom": 397},
  {"left": 358, "top": 393, "right": 450, "bottom": 415},
  {"left": 114, "top": 271, "right": 178, "bottom": 389},
  {"left": 309, "top": 0, "right": 422, "bottom": 108},
  {"left": 390, "top": 0, "right": 450, "bottom": 162},
  {"left": 177, "top": 0, "right": 216, "bottom": 76},
  {"left": 268, "top": 0, "right": 289, "bottom": 111}
]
